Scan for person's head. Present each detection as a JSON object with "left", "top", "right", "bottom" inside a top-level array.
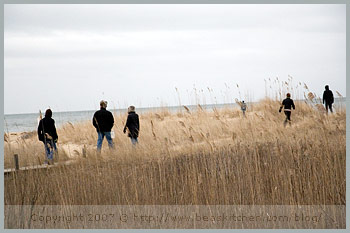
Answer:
[
  {"left": 286, "top": 93, "right": 291, "bottom": 98},
  {"left": 242, "top": 100, "right": 245, "bottom": 103},
  {"left": 100, "top": 100, "right": 107, "bottom": 109},
  {"left": 45, "top": 109, "right": 52, "bottom": 118},
  {"left": 128, "top": 106, "right": 135, "bottom": 113},
  {"left": 325, "top": 85, "right": 329, "bottom": 90}
]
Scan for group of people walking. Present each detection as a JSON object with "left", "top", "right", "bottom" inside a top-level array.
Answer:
[
  {"left": 277, "top": 85, "right": 334, "bottom": 126},
  {"left": 37, "top": 85, "right": 335, "bottom": 164},
  {"left": 92, "top": 100, "right": 140, "bottom": 151},
  {"left": 37, "top": 100, "right": 139, "bottom": 164}
]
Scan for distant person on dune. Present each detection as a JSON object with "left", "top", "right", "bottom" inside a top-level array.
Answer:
[
  {"left": 93, "top": 100, "right": 115, "bottom": 152},
  {"left": 241, "top": 100, "right": 247, "bottom": 117},
  {"left": 123, "top": 106, "right": 140, "bottom": 145},
  {"left": 37, "top": 109, "right": 58, "bottom": 165},
  {"left": 279, "top": 93, "right": 295, "bottom": 127},
  {"left": 323, "top": 85, "right": 334, "bottom": 113}
]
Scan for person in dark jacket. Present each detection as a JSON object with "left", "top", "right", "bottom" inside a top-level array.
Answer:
[
  {"left": 38, "top": 109, "right": 58, "bottom": 164},
  {"left": 241, "top": 100, "right": 247, "bottom": 117},
  {"left": 279, "top": 93, "right": 295, "bottom": 127},
  {"left": 123, "top": 106, "right": 140, "bottom": 145},
  {"left": 93, "top": 100, "right": 114, "bottom": 151},
  {"left": 323, "top": 85, "right": 334, "bottom": 113}
]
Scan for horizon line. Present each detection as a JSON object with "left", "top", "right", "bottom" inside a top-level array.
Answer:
[{"left": 4, "top": 96, "right": 346, "bottom": 116}]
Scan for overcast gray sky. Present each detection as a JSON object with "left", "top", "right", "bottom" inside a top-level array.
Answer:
[{"left": 4, "top": 4, "right": 346, "bottom": 114}]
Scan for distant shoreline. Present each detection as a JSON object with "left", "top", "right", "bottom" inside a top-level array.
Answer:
[
  {"left": 4, "top": 103, "right": 244, "bottom": 133},
  {"left": 4, "top": 97, "right": 346, "bottom": 116},
  {"left": 4, "top": 98, "right": 346, "bottom": 133},
  {"left": 4, "top": 102, "right": 241, "bottom": 116}
]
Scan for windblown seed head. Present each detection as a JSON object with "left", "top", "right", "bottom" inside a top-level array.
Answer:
[
  {"left": 336, "top": 91, "right": 343, "bottom": 97},
  {"left": 307, "top": 92, "right": 315, "bottom": 101}
]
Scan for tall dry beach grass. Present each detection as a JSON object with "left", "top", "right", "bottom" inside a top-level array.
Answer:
[{"left": 4, "top": 97, "right": 345, "bottom": 205}]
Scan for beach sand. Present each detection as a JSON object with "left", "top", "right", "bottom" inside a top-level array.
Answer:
[{"left": 4, "top": 131, "right": 88, "bottom": 169}]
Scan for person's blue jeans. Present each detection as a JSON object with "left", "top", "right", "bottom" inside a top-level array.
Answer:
[
  {"left": 130, "top": 137, "right": 138, "bottom": 145},
  {"left": 44, "top": 140, "right": 57, "bottom": 161},
  {"left": 97, "top": 132, "right": 114, "bottom": 151}
]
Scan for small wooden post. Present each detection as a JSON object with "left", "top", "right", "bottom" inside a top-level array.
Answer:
[
  {"left": 14, "top": 154, "right": 19, "bottom": 170},
  {"left": 82, "top": 145, "right": 87, "bottom": 158}
]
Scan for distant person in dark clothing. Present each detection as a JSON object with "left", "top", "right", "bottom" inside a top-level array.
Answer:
[
  {"left": 279, "top": 93, "right": 295, "bottom": 127},
  {"left": 241, "top": 100, "right": 247, "bottom": 117},
  {"left": 93, "top": 100, "right": 114, "bottom": 151},
  {"left": 123, "top": 106, "right": 140, "bottom": 145},
  {"left": 323, "top": 85, "right": 334, "bottom": 113},
  {"left": 38, "top": 109, "right": 58, "bottom": 164}
]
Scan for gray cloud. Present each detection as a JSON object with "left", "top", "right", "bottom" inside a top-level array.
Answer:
[
  {"left": 5, "top": 4, "right": 345, "bottom": 33},
  {"left": 4, "top": 4, "right": 346, "bottom": 114}
]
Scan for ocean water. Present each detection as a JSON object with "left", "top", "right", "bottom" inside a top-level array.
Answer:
[
  {"left": 4, "top": 110, "right": 96, "bottom": 133},
  {"left": 3, "top": 104, "right": 238, "bottom": 133},
  {"left": 3, "top": 99, "right": 346, "bottom": 133}
]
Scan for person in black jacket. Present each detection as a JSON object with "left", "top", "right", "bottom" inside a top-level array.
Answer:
[
  {"left": 93, "top": 100, "right": 114, "bottom": 151},
  {"left": 279, "top": 93, "right": 295, "bottom": 127},
  {"left": 123, "top": 106, "right": 140, "bottom": 145},
  {"left": 38, "top": 109, "right": 58, "bottom": 164},
  {"left": 241, "top": 100, "right": 247, "bottom": 117},
  {"left": 323, "top": 85, "right": 334, "bottom": 113}
]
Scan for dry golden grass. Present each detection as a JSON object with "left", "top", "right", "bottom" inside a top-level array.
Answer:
[{"left": 4, "top": 98, "right": 345, "bottom": 205}]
